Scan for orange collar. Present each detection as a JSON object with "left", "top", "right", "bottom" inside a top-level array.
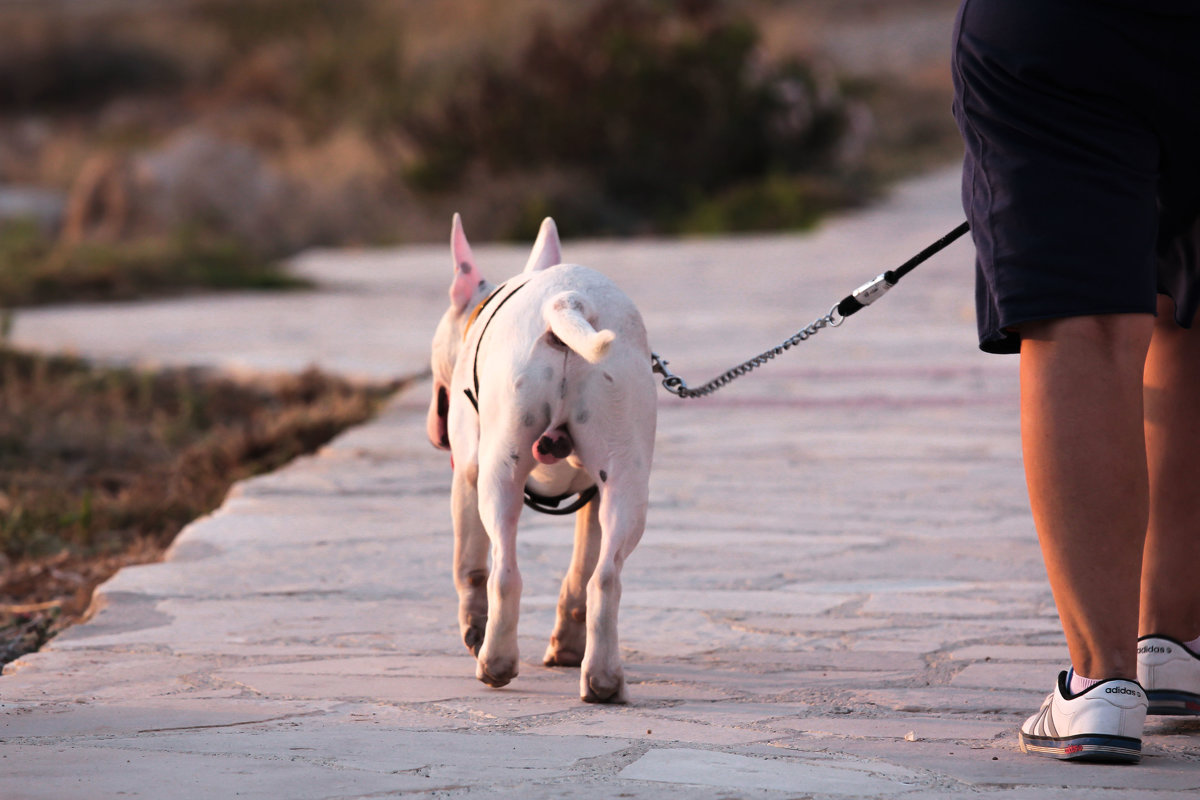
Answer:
[{"left": 462, "top": 284, "right": 503, "bottom": 342}]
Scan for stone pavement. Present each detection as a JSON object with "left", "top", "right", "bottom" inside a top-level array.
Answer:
[{"left": 4, "top": 167, "right": 1199, "bottom": 798}]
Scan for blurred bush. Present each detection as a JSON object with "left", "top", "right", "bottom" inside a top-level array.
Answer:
[
  {"left": 0, "top": 22, "right": 183, "bottom": 113},
  {"left": 0, "top": 0, "right": 918, "bottom": 273},
  {"left": 408, "top": 0, "right": 864, "bottom": 235},
  {"left": 194, "top": 0, "right": 410, "bottom": 135}
]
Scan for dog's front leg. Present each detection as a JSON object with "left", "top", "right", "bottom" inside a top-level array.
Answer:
[
  {"left": 544, "top": 499, "right": 601, "bottom": 667},
  {"left": 581, "top": 482, "right": 648, "bottom": 704},
  {"left": 451, "top": 467, "right": 489, "bottom": 656},
  {"left": 475, "top": 472, "right": 525, "bottom": 688}
]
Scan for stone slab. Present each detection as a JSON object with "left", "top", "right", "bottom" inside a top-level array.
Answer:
[
  {"left": 619, "top": 748, "right": 924, "bottom": 796},
  {"left": 4, "top": 166, "right": 1198, "bottom": 797}
]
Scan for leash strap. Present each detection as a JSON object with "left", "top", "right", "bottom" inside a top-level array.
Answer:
[
  {"left": 652, "top": 220, "right": 971, "bottom": 398},
  {"left": 835, "top": 220, "right": 970, "bottom": 319}
]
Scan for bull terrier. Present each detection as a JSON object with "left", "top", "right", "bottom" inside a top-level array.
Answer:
[{"left": 427, "top": 214, "right": 656, "bottom": 703}]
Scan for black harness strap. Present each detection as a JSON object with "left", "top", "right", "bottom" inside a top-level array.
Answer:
[
  {"left": 463, "top": 280, "right": 528, "bottom": 411},
  {"left": 461, "top": 278, "right": 599, "bottom": 516},
  {"left": 524, "top": 485, "right": 599, "bottom": 515}
]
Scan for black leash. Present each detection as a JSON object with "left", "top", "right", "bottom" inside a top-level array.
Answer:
[
  {"left": 462, "top": 219, "right": 973, "bottom": 511},
  {"left": 651, "top": 220, "right": 971, "bottom": 398},
  {"left": 834, "top": 220, "right": 971, "bottom": 319}
]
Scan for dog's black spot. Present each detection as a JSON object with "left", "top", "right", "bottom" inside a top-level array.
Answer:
[
  {"left": 477, "top": 279, "right": 485, "bottom": 288},
  {"left": 521, "top": 411, "right": 536, "bottom": 428},
  {"left": 543, "top": 366, "right": 554, "bottom": 381},
  {"left": 603, "top": 372, "right": 614, "bottom": 383},
  {"left": 575, "top": 408, "right": 589, "bottom": 424},
  {"left": 459, "top": 261, "right": 472, "bottom": 274},
  {"left": 599, "top": 470, "right": 608, "bottom": 483},
  {"left": 509, "top": 450, "right": 520, "bottom": 464}
]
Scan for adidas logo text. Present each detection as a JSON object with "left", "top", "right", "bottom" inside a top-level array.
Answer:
[{"left": 1105, "top": 686, "right": 1143, "bottom": 698}]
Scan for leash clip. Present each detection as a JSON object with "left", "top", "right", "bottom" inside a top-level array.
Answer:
[
  {"left": 851, "top": 272, "right": 894, "bottom": 307},
  {"left": 651, "top": 352, "right": 688, "bottom": 396}
]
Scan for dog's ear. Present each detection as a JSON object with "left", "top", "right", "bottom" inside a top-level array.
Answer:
[
  {"left": 522, "top": 217, "right": 562, "bottom": 273},
  {"left": 450, "top": 213, "right": 481, "bottom": 312}
]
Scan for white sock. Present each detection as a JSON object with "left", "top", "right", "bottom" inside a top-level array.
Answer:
[{"left": 1068, "top": 668, "right": 1101, "bottom": 695}]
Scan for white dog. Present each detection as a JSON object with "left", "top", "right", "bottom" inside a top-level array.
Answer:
[{"left": 427, "top": 214, "right": 656, "bottom": 703}]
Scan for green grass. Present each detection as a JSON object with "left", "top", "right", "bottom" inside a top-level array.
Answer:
[{"left": 0, "top": 221, "right": 308, "bottom": 308}]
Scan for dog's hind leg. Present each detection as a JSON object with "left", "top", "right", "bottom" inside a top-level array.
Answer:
[
  {"left": 544, "top": 499, "right": 601, "bottom": 667},
  {"left": 451, "top": 468, "right": 489, "bottom": 656},
  {"left": 474, "top": 462, "right": 527, "bottom": 689},
  {"left": 580, "top": 474, "right": 649, "bottom": 704}
]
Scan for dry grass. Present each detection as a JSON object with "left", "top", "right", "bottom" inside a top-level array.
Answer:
[{"left": 0, "top": 345, "right": 400, "bottom": 666}]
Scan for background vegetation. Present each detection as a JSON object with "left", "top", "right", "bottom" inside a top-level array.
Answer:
[{"left": 0, "top": 0, "right": 962, "bottom": 307}]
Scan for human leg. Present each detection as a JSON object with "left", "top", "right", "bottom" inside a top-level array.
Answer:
[
  {"left": 1015, "top": 313, "right": 1153, "bottom": 760},
  {"left": 1018, "top": 313, "right": 1154, "bottom": 681},
  {"left": 1140, "top": 296, "right": 1200, "bottom": 642},
  {"left": 953, "top": 0, "right": 1198, "bottom": 756}
]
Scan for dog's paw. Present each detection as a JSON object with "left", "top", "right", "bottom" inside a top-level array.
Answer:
[
  {"left": 581, "top": 671, "right": 627, "bottom": 704},
  {"left": 462, "top": 623, "right": 485, "bottom": 657},
  {"left": 543, "top": 643, "right": 583, "bottom": 667},
  {"left": 543, "top": 626, "right": 586, "bottom": 666},
  {"left": 476, "top": 658, "right": 518, "bottom": 688}
]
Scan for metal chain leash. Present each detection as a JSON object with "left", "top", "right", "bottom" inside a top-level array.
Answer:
[
  {"left": 651, "top": 303, "right": 843, "bottom": 399},
  {"left": 650, "top": 220, "right": 971, "bottom": 400}
]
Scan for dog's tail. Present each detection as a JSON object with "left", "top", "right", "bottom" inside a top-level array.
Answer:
[{"left": 542, "top": 291, "right": 614, "bottom": 364}]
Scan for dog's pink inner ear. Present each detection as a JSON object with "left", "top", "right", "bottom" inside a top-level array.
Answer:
[
  {"left": 449, "top": 260, "right": 477, "bottom": 311},
  {"left": 450, "top": 213, "right": 482, "bottom": 311}
]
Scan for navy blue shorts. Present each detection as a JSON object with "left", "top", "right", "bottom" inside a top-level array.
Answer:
[{"left": 952, "top": 0, "right": 1200, "bottom": 354}]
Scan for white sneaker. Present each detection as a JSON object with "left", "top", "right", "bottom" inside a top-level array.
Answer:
[
  {"left": 1018, "top": 671, "right": 1145, "bottom": 763},
  {"left": 1138, "top": 635, "right": 1200, "bottom": 716}
]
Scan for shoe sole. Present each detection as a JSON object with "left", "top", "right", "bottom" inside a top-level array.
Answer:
[
  {"left": 1019, "top": 731, "right": 1141, "bottom": 763},
  {"left": 1146, "top": 689, "right": 1200, "bottom": 716}
]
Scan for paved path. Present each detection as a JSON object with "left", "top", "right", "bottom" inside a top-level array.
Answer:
[{"left": 5, "top": 168, "right": 1199, "bottom": 798}]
